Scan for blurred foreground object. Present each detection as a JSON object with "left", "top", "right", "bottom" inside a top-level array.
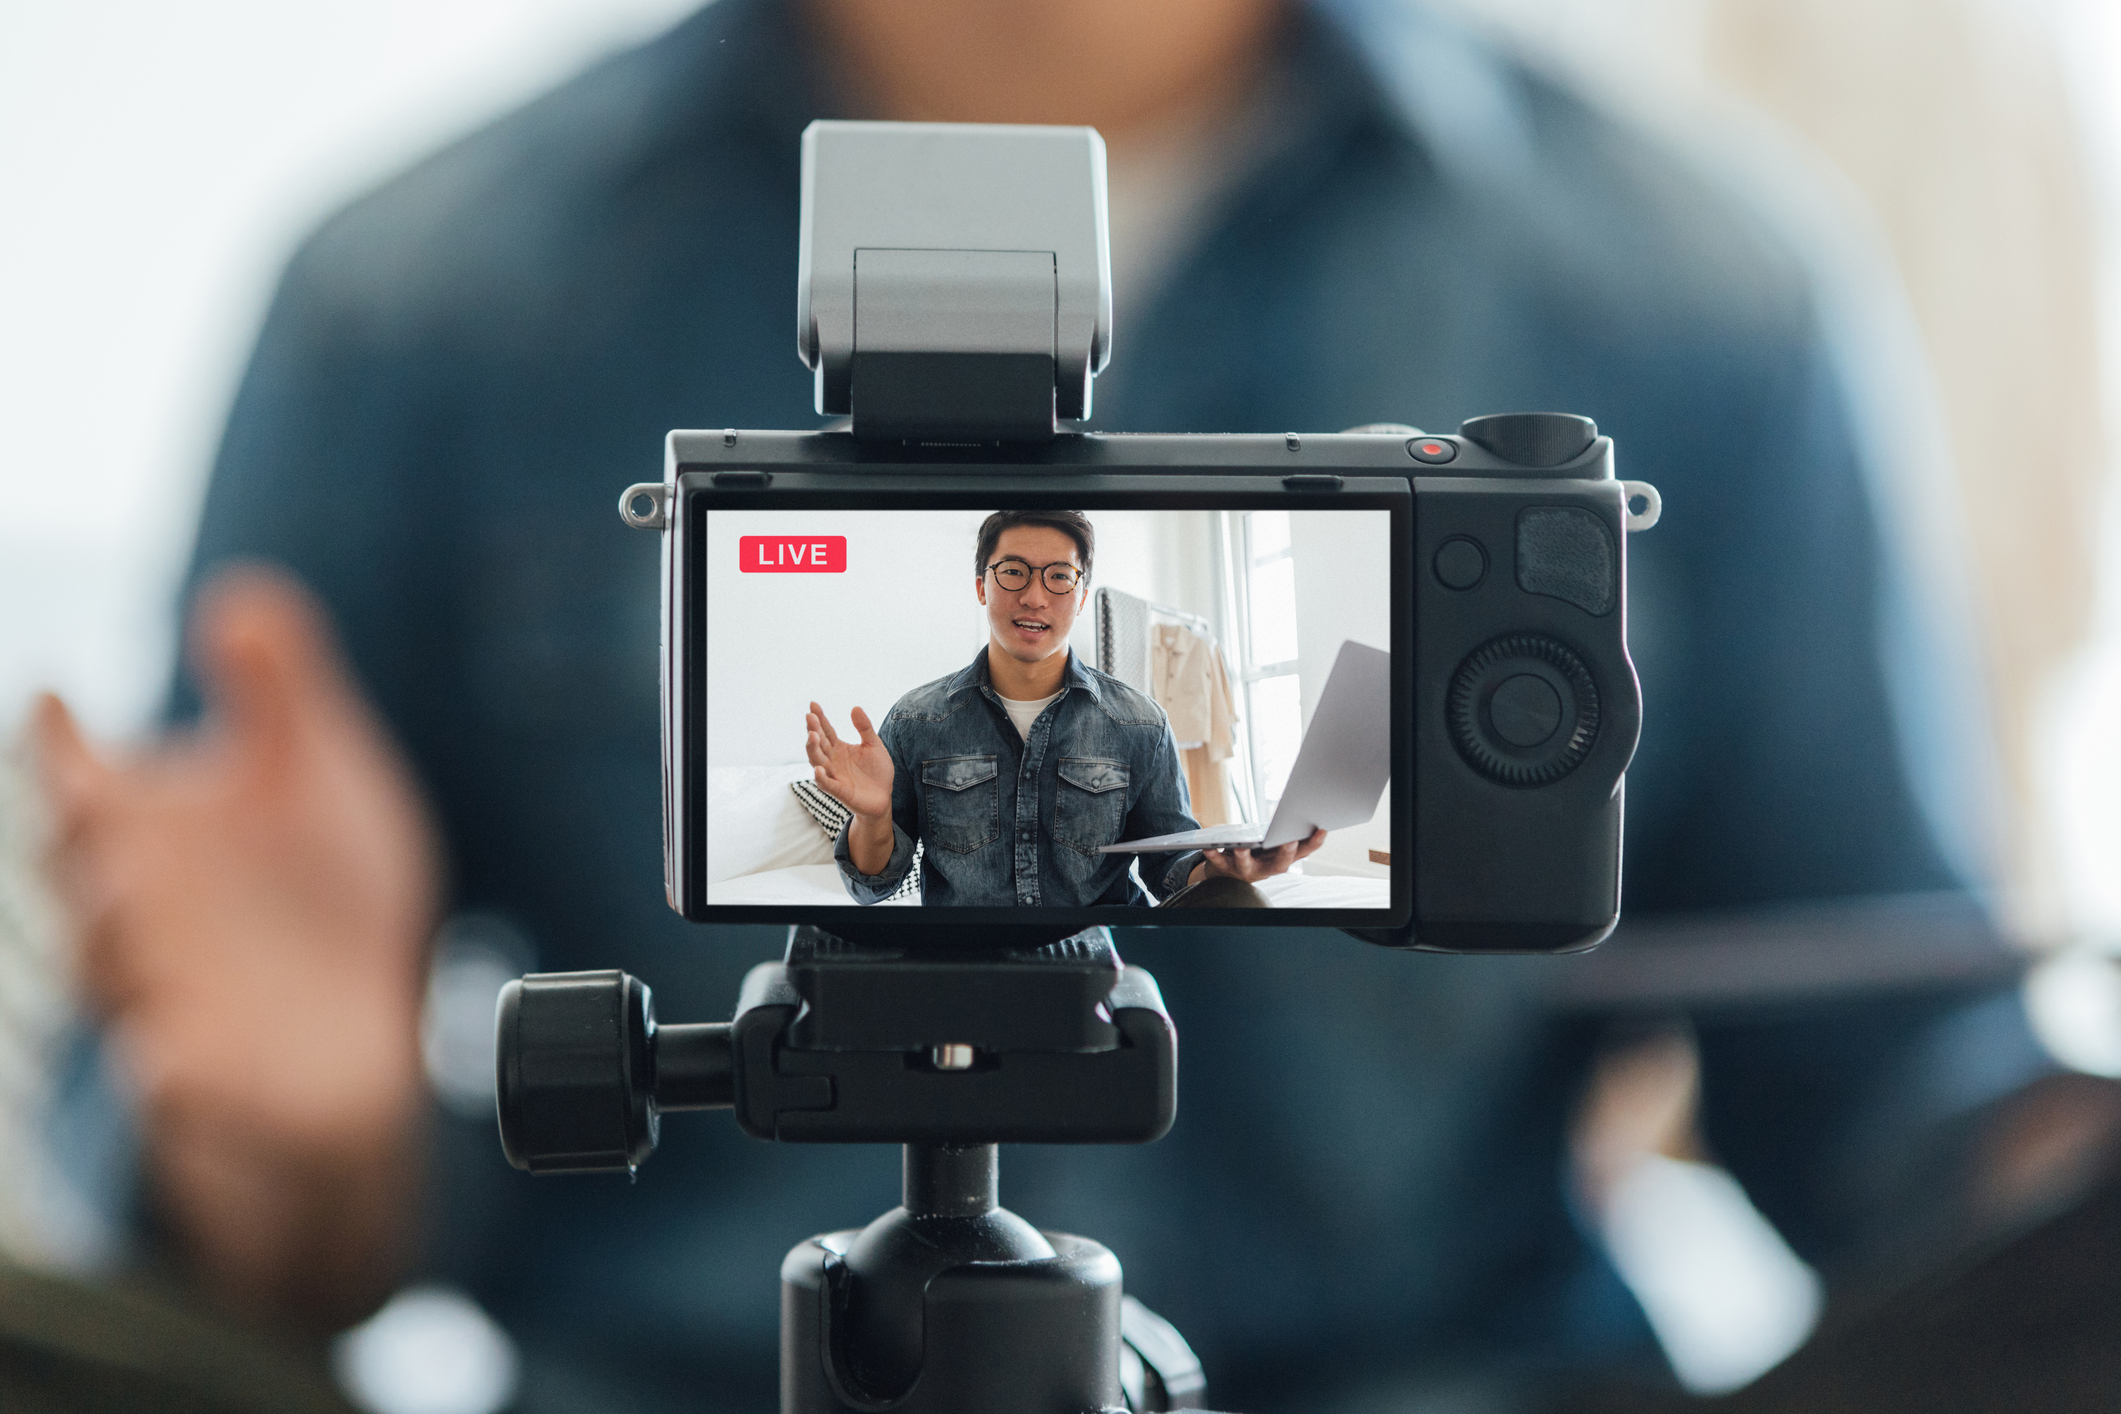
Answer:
[
  {"left": 331, "top": 1284, "right": 522, "bottom": 1414},
  {"left": 1573, "top": 1028, "right": 1821, "bottom": 1393},
  {"left": 1564, "top": 899, "right": 2121, "bottom": 1409},
  {"left": 30, "top": 566, "right": 442, "bottom": 1331},
  {"left": 0, "top": 1258, "right": 355, "bottom": 1414},
  {"left": 1561, "top": 1100, "right": 2121, "bottom": 1414}
]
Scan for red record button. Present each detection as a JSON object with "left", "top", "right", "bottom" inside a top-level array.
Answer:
[{"left": 1407, "top": 437, "right": 1458, "bottom": 464}]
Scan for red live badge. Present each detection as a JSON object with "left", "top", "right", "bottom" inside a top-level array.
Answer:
[{"left": 739, "top": 535, "right": 847, "bottom": 572}]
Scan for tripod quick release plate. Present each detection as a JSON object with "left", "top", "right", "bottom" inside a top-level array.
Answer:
[{"left": 495, "top": 928, "right": 1177, "bottom": 1172}]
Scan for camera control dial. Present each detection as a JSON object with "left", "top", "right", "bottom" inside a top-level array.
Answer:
[{"left": 1448, "top": 635, "right": 1601, "bottom": 786}]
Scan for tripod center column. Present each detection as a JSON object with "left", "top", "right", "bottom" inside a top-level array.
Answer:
[{"left": 904, "top": 1142, "right": 999, "bottom": 1217}]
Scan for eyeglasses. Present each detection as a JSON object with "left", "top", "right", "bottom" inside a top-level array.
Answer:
[{"left": 987, "top": 557, "right": 1083, "bottom": 594}]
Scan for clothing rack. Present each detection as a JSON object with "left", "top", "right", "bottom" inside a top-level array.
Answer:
[{"left": 1094, "top": 587, "right": 1212, "bottom": 693}]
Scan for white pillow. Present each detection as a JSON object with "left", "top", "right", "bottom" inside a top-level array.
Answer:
[{"left": 706, "top": 763, "right": 838, "bottom": 883}]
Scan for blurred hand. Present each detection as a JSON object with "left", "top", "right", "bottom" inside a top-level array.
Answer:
[
  {"left": 1195, "top": 827, "right": 1325, "bottom": 884},
  {"left": 805, "top": 702, "right": 894, "bottom": 821},
  {"left": 33, "top": 565, "right": 441, "bottom": 1331}
]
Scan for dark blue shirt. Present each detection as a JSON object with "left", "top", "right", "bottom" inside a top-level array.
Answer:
[
  {"left": 836, "top": 649, "right": 1202, "bottom": 906},
  {"left": 173, "top": 2, "right": 2049, "bottom": 1409}
]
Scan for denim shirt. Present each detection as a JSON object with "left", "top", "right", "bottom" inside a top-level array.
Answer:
[{"left": 834, "top": 648, "right": 1204, "bottom": 906}]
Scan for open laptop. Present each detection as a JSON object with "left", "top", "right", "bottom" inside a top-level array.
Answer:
[{"left": 1098, "top": 639, "right": 1390, "bottom": 855}]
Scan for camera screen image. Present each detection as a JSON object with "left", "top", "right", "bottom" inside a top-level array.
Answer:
[{"left": 700, "top": 506, "right": 1396, "bottom": 914}]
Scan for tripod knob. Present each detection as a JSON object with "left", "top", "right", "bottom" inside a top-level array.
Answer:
[
  {"left": 496, "top": 970, "right": 657, "bottom": 1173},
  {"left": 496, "top": 969, "right": 736, "bottom": 1172},
  {"left": 492, "top": 969, "right": 660, "bottom": 1173}
]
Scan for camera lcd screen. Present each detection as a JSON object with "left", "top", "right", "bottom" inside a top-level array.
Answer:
[{"left": 694, "top": 497, "right": 1407, "bottom": 924}]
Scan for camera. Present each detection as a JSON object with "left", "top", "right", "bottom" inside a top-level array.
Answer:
[
  {"left": 629, "top": 408, "right": 1652, "bottom": 951},
  {"left": 605, "top": 121, "right": 1658, "bottom": 953}
]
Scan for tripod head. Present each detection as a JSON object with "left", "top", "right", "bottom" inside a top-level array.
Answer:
[
  {"left": 496, "top": 927, "right": 1174, "bottom": 1167},
  {"left": 496, "top": 927, "right": 1195, "bottom": 1414}
]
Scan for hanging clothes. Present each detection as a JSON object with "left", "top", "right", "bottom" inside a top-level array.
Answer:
[{"left": 1150, "top": 622, "right": 1239, "bottom": 826}]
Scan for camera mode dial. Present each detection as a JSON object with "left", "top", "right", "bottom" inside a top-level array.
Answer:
[{"left": 1448, "top": 635, "right": 1601, "bottom": 786}]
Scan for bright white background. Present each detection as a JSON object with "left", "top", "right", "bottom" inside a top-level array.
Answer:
[
  {"left": 704, "top": 509, "right": 992, "bottom": 771},
  {"left": 0, "top": 0, "right": 701, "bottom": 742}
]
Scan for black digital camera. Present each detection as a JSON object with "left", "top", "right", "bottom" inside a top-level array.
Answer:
[
  {"left": 607, "top": 120, "right": 1657, "bottom": 952},
  {"left": 629, "top": 410, "right": 1652, "bottom": 951}
]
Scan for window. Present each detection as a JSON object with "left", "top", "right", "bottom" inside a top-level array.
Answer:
[{"left": 1227, "top": 510, "right": 1303, "bottom": 816}]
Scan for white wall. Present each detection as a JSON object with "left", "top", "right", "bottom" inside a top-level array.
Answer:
[
  {"left": 705, "top": 510, "right": 990, "bottom": 770},
  {"left": 1063, "top": 509, "right": 1223, "bottom": 664},
  {"left": 1289, "top": 511, "right": 1394, "bottom": 876},
  {"left": 1289, "top": 513, "right": 1392, "bottom": 727}
]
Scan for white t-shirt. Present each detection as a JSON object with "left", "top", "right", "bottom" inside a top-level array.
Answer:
[{"left": 998, "top": 692, "right": 1063, "bottom": 742}]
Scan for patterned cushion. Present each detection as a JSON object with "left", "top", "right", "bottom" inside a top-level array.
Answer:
[
  {"left": 789, "top": 778, "right": 852, "bottom": 835},
  {"left": 788, "top": 780, "right": 922, "bottom": 902}
]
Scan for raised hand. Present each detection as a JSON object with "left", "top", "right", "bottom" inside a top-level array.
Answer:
[
  {"left": 33, "top": 565, "right": 441, "bottom": 1330},
  {"left": 805, "top": 702, "right": 895, "bottom": 821}
]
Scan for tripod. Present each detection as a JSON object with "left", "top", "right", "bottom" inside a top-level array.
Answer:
[{"left": 496, "top": 926, "right": 1207, "bottom": 1414}]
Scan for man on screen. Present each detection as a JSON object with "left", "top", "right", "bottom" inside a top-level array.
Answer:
[{"left": 805, "top": 509, "right": 1324, "bottom": 906}]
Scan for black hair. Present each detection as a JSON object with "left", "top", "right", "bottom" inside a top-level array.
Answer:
[{"left": 973, "top": 509, "right": 1095, "bottom": 584}]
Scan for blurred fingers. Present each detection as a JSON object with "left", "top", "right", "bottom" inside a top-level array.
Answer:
[
  {"left": 29, "top": 691, "right": 116, "bottom": 827},
  {"left": 850, "top": 705, "right": 880, "bottom": 745},
  {"left": 189, "top": 564, "right": 442, "bottom": 912},
  {"left": 28, "top": 693, "right": 132, "bottom": 1000},
  {"left": 189, "top": 567, "right": 349, "bottom": 773}
]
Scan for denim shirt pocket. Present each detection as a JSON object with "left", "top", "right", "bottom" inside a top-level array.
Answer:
[
  {"left": 920, "top": 755, "right": 1001, "bottom": 854},
  {"left": 1053, "top": 756, "right": 1130, "bottom": 856}
]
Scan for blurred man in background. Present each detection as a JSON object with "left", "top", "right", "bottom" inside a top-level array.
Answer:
[{"left": 31, "top": 0, "right": 2086, "bottom": 1410}]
